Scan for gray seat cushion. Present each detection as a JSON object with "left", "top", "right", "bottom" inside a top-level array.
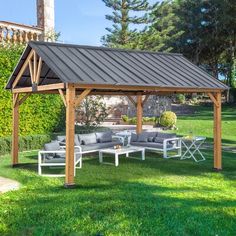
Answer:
[
  {"left": 81, "top": 141, "right": 122, "bottom": 152},
  {"left": 96, "top": 131, "right": 112, "bottom": 143},
  {"left": 44, "top": 157, "right": 65, "bottom": 163},
  {"left": 78, "top": 133, "right": 97, "bottom": 145},
  {"left": 131, "top": 142, "right": 173, "bottom": 149}
]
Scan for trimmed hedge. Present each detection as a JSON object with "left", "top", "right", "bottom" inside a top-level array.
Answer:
[
  {"left": 0, "top": 44, "right": 65, "bottom": 137},
  {"left": 0, "top": 134, "right": 51, "bottom": 156}
]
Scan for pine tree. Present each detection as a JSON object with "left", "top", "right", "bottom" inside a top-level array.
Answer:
[{"left": 101, "top": 0, "right": 150, "bottom": 47}]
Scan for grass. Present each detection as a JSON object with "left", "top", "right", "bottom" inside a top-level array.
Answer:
[
  {"left": 0, "top": 104, "right": 235, "bottom": 235},
  {"left": 176, "top": 103, "right": 236, "bottom": 144}
]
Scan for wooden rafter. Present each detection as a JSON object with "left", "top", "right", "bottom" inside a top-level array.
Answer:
[
  {"left": 207, "top": 92, "right": 219, "bottom": 107},
  {"left": 75, "top": 89, "right": 91, "bottom": 107},
  {"left": 126, "top": 95, "right": 136, "bottom": 106},
  {"left": 12, "top": 83, "right": 65, "bottom": 94},
  {"left": 58, "top": 89, "right": 67, "bottom": 107},
  {"left": 18, "top": 94, "right": 31, "bottom": 106},
  {"left": 142, "top": 95, "right": 150, "bottom": 105},
  {"left": 74, "top": 83, "right": 224, "bottom": 93},
  {"left": 36, "top": 57, "right": 42, "bottom": 84},
  {"left": 12, "top": 49, "right": 43, "bottom": 89},
  {"left": 12, "top": 50, "right": 34, "bottom": 88}
]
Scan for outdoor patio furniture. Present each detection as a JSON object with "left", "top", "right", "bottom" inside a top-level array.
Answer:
[
  {"left": 56, "top": 131, "right": 124, "bottom": 156},
  {"left": 99, "top": 146, "right": 145, "bottom": 167},
  {"left": 181, "top": 136, "right": 206, "bottom": 162},
  {"left": 38, "top": 141, "right": 82, "bottom": 177},
  {"left": 115, "top": 130, "right": 134, "bottom": 145},
  {"left": 130, "top": 131, "right": 182, "bottom": 158}
]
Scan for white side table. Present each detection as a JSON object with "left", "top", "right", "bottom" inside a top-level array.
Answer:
[{"left": 181, "top": 136, "right": 206, "bottom": 162}]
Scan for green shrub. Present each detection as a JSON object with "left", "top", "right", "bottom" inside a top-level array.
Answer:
[
  {"left": 159, "top": 111, "right": 177, "bottom": 128},
  {"left": 0, "top": 134, "right": 51, "bottom": 156},
  {"left": 129, "top": 117, "right": 137, "bottom": 125},
  {"left": 0, "top": 45, "right": 65, "bottom": 137},
  {"left": 176, "top": 94, "right": 185, "bottom": 104},
  {"left": 121, "top": 115, "right": 129, "bottom": 122}
]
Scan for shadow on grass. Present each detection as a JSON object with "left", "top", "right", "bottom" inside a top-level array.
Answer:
[{"left": 1, "top": 179, "right": 236, "bottom": 235}]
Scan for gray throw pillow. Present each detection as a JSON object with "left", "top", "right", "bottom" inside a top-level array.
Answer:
[
  {"left": 131, "top": 133, "right": 138, "bottom": 142},
  {"left": 137, "top": 132, "right": 149, "bottom": 142},
  {"left": 154, "top": 137, "right": 165, "bottom": 143},
  {"left": 44, "top": 141, "right": 61, "bottom": 151},
  {"left": 96, "top": 131, "right": 112, "bottom": 143},
  {"left": 57, "top": 135, "right": 66, "bottom": 143},
  {"left": 78, "top": 133, "right": 97, "bottom": 145},
  {"left": 148, "top": 137, "right": 154, "bottom": 142}
]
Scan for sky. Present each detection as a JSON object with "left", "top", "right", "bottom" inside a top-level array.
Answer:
[{"left": 1, "top": 0, "right": 157, "bottom": 46}]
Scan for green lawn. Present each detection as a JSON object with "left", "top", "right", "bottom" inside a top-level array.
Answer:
[{"left": 0, "top": 104, "right": 235, "bottom": 235}]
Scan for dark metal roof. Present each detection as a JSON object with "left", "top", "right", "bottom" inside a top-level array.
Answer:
[{"left": 6, "top": 41, "right": 228, "bottom": 90}]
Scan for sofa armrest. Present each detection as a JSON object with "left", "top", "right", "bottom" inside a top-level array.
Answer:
[
  {"left": 163, "top": 137, "right": 181, "bottom": 147},
  {"left": 112, "top": 135, "right": 125, "bottom": 145}
]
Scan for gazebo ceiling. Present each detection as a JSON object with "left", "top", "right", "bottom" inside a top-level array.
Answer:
[{"left": 6, "top": 41, "right": 228, "bottom": 92}]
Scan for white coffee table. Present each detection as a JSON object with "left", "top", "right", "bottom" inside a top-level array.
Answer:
[{"left": 99, "top": 146, "right": 145, "bottom": 167}]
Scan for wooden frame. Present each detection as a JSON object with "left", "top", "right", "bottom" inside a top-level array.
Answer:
[{"left": 10, "top": 49, "right": 224, "bottom": 187}]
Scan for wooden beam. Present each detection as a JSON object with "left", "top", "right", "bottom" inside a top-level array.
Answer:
[
  {"left": 35, "top": 57, "right": 42, "bottom": 84},
  {"left": 65, "top": 84, "right": 76, "bottom": 187},
  {"left": 207, "top": 93, "right": 219, "bottom": 107},
  {"left": 142, "top": 94, "right": 150, "bottom": 105},
  {"left": 33, "top": 51, "right": 37, "bottom": 83},
  {"left": 74, "top": 83, "right": 224, "bottom": 93},
  {"left": 136, "top": 95, "right": 143, "bottom": 134},
  {"left": 12, "top": 93, "right": 19, "bottom": 166},
  {"left": 28, "top": 59, "right": 34, "bottom": 84},
  {"left": 214, "top": 92, "right": 222, "bottom": 170},
  {"left": 13, "top": 93, "right": 19, "bottom": 107},
  {"left": 12, "top": 50, "right": 34, "bottom": 88},
  {"left": 75, "top": 89, "right": 91, "bottom": 107},
  {"left": 58, "top": 89, "right": 67, "bottom": 107},
  {"left": 126, "top": 95, "right": 136, "bottom": 106},
  {"left": 18, "top": 94, "right": 31, "bottom": 106},
  {"left": 12, "top": 83, "right": 65, "bottom": 93}
]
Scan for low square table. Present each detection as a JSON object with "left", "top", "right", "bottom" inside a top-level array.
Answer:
[{"left": 99, "top": 146, "right": 145, "bottom": 167}]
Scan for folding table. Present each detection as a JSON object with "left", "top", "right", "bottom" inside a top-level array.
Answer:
[{"left": 181, "top": 136, "right": 206, "bottom": 162}]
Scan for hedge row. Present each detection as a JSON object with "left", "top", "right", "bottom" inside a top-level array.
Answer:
[
  {"left": 0, "top": 127, "right": 112, "bottom": 156},
  {"left": 0, "top": 134, "right": 51, "bottom": 156},
  {"left": 0, "top": 45, "right": 65, "bottom": 137}
]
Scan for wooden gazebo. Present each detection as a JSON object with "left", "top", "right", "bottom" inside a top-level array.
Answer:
[{"left": 6, "top": 41, "right": 228, "bottom": 187}]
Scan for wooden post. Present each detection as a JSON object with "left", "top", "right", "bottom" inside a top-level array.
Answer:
[
  {"left": 12, "top": 93, "right": 19, "bottom": 166},
  {"left": 65, "top": 84, "right": 76, "bottom": 187},
  {"left": 136, "top": 95, "right": 143, "bottom": 134},
  {"left": 214, "top": 92, "right": 222, "bottom": 170}
]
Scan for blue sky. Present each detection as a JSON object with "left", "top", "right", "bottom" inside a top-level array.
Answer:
[{"left": 1, "top": 0, "right": 157, "bottom": 46}]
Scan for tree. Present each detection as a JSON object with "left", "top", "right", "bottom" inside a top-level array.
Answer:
[
  {"left": 131, "top": 0, "right": 183, "bottom": 52},
  {"left": 76, "top": 96, "right": 108, "bottom": 129},
  {"left": 101, "top": 0, "right": 150, "bottom": 47}
]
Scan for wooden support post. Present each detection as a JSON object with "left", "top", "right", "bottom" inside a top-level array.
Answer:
[
  {"left": 65, "top": 84, "right": 76, "bottom": 188},
  {"left": 213, "top": 92, "right": 222, "bottom": 170},
  {"left": 12, "top": 93, "right": 19, "bottom": 166},
  {"left": 136, "top": 95, "right": 143, "bottom": 134}
]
